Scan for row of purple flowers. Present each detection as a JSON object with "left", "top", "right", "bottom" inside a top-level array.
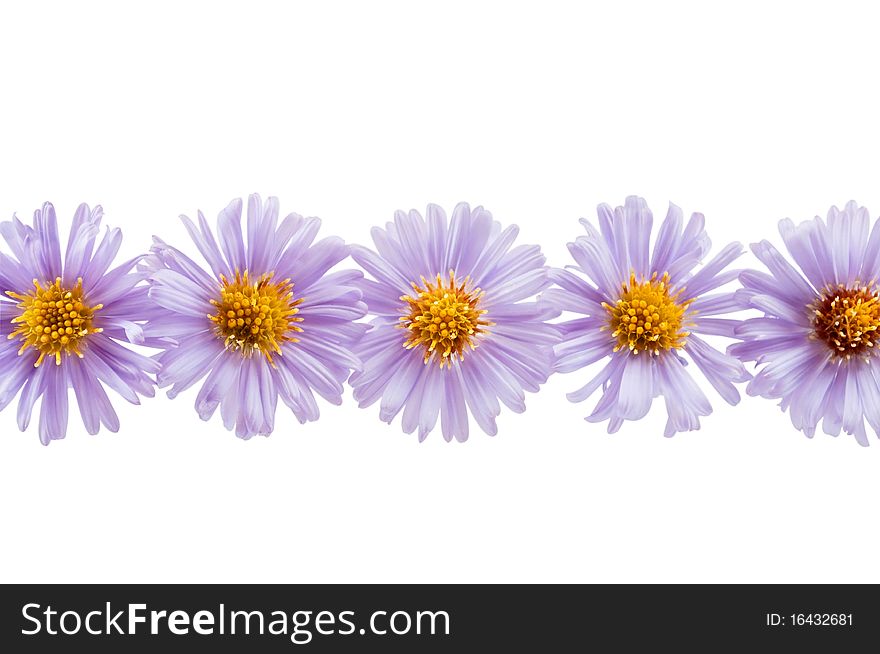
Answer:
[{"left": 0, "top": 196, "right": 874, "bottom": 445}]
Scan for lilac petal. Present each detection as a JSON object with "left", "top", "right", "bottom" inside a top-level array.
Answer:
[
  {"left": 87, "top": 256, "right": 140, "bottom": 304},
  {"left": 90, "top": 271, "right": 141, "bottom": 310},
  {"left": 219, "top": 363, "right": 242, "bottom": 431},
  {"left": 401, "top": 364, "right": 430, "bottom": 434},
  {"left": 34, "top": 202, "right": 63, "bottom": 282},
  {"left": 567, "top": 353, "right": 626, "bottom": 403},
  {"left": 0, "top": 216, "right": 29, "bottom": 263},
  {"left": 827, "top": 202, "right": 868, "bottom": 284},
  {"left": 17, "top": 363, "right": 49, "bottom": 431},
  {"left": 298, "top": 278, "right": 363, "bottom": 311},
  {"left": 180, "top": 212, "right": 228, "bottom": 280},
  {"left": 689, "top": 292, "right": 741, "bottom": 316},
  {"left": 748, "top": 347, "right": 830, "bottom": 399},
  {"left": 38, "top": 364, "right": 68, "bottom": 445},
  {"left": 681, "top": 242, "right": 744, "bottom": 297},
  {"left": 217, "top": 197, "right": 246, "bottom": 273},
  {"left": 366, "top": 227, "right": 412, "bottom": 278},
  {"left": 149, "top": 237, "right": 218, "bottom": 295},
  {"left": 392, "top": 209, "right": 430, "bottom": 277},
  {"left": 425, "top": 204, "right": 448, "bottom": 278},
  {"left": 469, "top": 224, "right": 518, "bottom": 286},
  {"left": 68, "top": 358, "right": 117, "bottom": 434},
  {"left": 750, "top": 240, "right": 816, "bottom": 299},
  {"left": 378, "top": 353, "right": 423, "bottom": 422},
  {"left": 273, "top": 358, "right": 320, "bottom": 423},
  {"left": 594, "top": 204, "right": 627, "bottom": 279},
  {"left": 355, "top": 278, "right": 404, "bottom": 316},
  {"left": 236, "top": 357, "right": 276, "bottom": 437},
  {"left": 257, "top": 356, "right": 278, "bottom": 434},
  {"left": 650, "top": 203, "right": 684, "bottom": 277},
  {"left": 157, "top": 334, "right": 222, "bottom": 391},
  {"left": 584, "top": 358, "right": 626, "bottom": 428},
  {"left": 440, "top": 371, "right": 469, "bottom": 442},
  {"left": 842, "top": 365, "right": 868, "bottom": 446},
  {"left": 82, "top": 226, "right": 123, "bottom": 287},
  {"left": 472, "top": 351, "right": 524, "bottom": 413},
  {"left": 265, "top": 212, "right": 306, "bottom": 272},
  {"left": 0, "top": 252, "right": 33, "bottom": 294},
  {"left": 0, "top": 355, "right": 32, "bottom": 412},
  {"left": 821, "top": 366, "right": 847, "bottom": 437},
  {"left": 283, "top": 346, "right": 345, "bottom": 403},
  {"left": 617, "top": 353, "right": 654, "bottom": 420},
  {"left": 296, "top": 337, "right": 361, "bottom": 374},
  {"left": 487, "top": 301, "right": 559, "bottom": 323},
  {"left": 787, "top": 358, "right": 836, "bottom": 436},
  {"left": 483, "top": 244, "right": 546, "bottom": 292},
  {"left": 417, "top": 368, "right": 443, "bottom": 441},
  {"left": 685, "top": 335, "right": 747, "bottom": 405},
  {"left": 778, "top": 218, "right": 828, "bottom": 290},
  {"left": 81, "top": 348, "right": 141, "bottom": 404},
  {"left": 739, "top": 269, "right": 812, "bottom": 309},
  {"left": 457, "top": 362, "right": 500, "bottom": 436},
  {"left": 148, "top": 269, "right": 213, "bottom": 317},
  {"left": 246, "top": 194, "right": 269, "bottom": 273},
  {"left": 195, "top": 355, "right": 240, "bottom": 421},
  {"left": 350, "top": 245, "right": 411, "bottom": 292},
  {"left": 485, "top": 268, "right": 549, "bottom": 306},
  {"left": 443, "top": 202, "right": 472, "bottom": 275},
  {"left": 485, "top": 338, "right": 550, "bottom": 391},
  {"left": 729, "top": 336, "right": 810, "bottom": 364},
  {"left": 747, "top": 294, "right": 810, "bottom": 325},
  {"left": 568, "top": 238, "right": 621, "bottom": 300},
  {"left": 64, "top": 203, "right": 101, "bottom": 282},
  {"left": 689, "top": 318, "right": 741, "bottom": 338},
  {"left": 540, "top": 287, "right": 603, "bottom": 317},
  {"left": 100, "top": 318, "right": 145, "bottom": 345},
  {"left": 860, "top": 217, "right": 880, "bottom": 283},
  {"left": 666, "top": 212, "right": 711, "bottom": 284},
  {"left": 734, "top": 317, "right": 810, "bottom": 340},
  {"left": 547, "top": 267, "right": 601, "bottom": 299},
  {"left": 238, "top": 358, "right": 264, "bottom": 438},
  {"left": 457, "top": 206, "right": 494, "bottom": 277},
  {"left": 624, "top": 196, "right": 653, "bottom": 276},
  {"left": 142, "top": 314, "right": 211, "bottom": 342},
  {"left": 862, "top": 363, "right": 880, "bottom": 437},
  {"left": 554, "top": 326, "right": 611, "bottom": 373},
  {"left": 657, "top": 355, "right": 712, "bottom": 437},
  {"left": 276, "top": 216, "right": 322, "bottom": 274}
]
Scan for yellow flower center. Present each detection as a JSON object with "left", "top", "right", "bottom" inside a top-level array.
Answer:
[
  {"left": 603, "top": 272, "right": 691, "bottom": 355},
  {"left": 208, "top": 270, "right": 303, "bottom": 363},
  {"left": 6, "top": 277, "right": 103, "bottom": 367},
  {"left": 399, "top": 270, "right": 491, "bottom": 368},
  {"left": 811, "top": 283, "right": 880, "bottom": 359}
]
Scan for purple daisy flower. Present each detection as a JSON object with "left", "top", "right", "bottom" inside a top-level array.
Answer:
[
  {"left": 541, "top": 196, "right": 750, "bottom": 437},
  {"left": 731, "top": 201, "right": 880, "bottom": 446},
  {"left": 142, "top": 194, "right": 366, "bottom": 439},
  {"left": 348, "top": 202, "right": 559, "bottom": 442},
  {"left": 0, "top": 202, "right": 157, "bottom": 444}
]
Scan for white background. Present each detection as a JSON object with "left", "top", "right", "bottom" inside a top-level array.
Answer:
[{"left": 1, "top": 1, "right": 878, "bottom": 584}]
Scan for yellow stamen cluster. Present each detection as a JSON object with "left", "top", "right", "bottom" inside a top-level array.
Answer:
[
  {"left": 6, "top": 277, "right": 103, "bottom": 367},
  {"left": 399, "top": 271, "right": 491, "bottom": 368},
  {"left": 603, "top": 272, "right": 691, "bottom": 355},
  {"left": 209, "top": 270, "right": 303, "bottom": 363},
  {"left": 811, "top": 283, "right": 880, "bottom": 359}
]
